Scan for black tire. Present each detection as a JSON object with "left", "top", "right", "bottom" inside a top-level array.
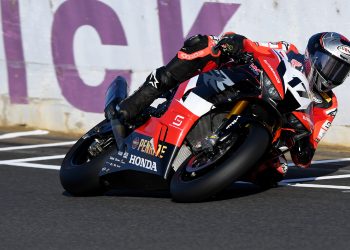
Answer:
[
  {"left": 60, "top": 121, "right": 115, "bottom": 196},
  {"left": 170, "top": 123, "right": 270, "bottom": 202}
]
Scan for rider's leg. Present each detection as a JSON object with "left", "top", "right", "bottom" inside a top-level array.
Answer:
[
  {"left": 248, "top": 155, "right": 288, "bottom": 188},
  {"left": 104, "top": 34, "right": 220, "bottom": 128},
  {"left": 103, "top": 66, "right": 176, "bottom": 149}
]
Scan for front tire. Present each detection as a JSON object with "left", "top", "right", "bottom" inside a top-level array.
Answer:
[
  {"left": 60, "top": 120, "right": 115, "bottom": 196},
  {"left": 170, "top": 123, "right": 270, "bottom": 202}
]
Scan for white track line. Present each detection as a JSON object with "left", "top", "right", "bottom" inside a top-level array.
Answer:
[
  {"left": 0, "top": 155, "right": 65, "bottom": 170},
  {"left": 288, "top": 158, "right": 350, "bottom": 167},
  {"left": 0, "top": 130, "right": 49, "bottom": 139},
  {"left": 312, "top": 158, "right": 350, "bottom": 164},
  {"left": 3, "top": 162, "right": 60, "bottom": 170},
  {"left": 0, "top": 141, "right": 76, "bottom": 151},
  {"left": 0, "top": 154, "right": 66, "bottom": 163},
  {"left": 279, "top": 183, "right": 350, "bottom": 190},
  {"left": 281, "top": 174, "right": 350, "bottom": 183}
]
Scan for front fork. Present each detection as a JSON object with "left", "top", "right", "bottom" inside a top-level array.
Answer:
[
  {"left": 227, "top": 100, "right": 249, "bottom": 118},
  {"left": 205, "top": 100, "right": 250, "bottom": 146},
  {"left": 197, "top": 100, "right": 250, "bottom": 151}
]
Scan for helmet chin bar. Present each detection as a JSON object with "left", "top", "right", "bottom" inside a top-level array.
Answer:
[{"left": 308, "top": 65, "right": 331, "bottom": 92}]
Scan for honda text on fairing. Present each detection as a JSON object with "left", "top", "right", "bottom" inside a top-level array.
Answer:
[{"left": 60, "top": 42, "right": 313, "bottom": 202}]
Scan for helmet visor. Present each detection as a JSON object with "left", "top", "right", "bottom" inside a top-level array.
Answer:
[{"left": 313, "top": 50, "right": 350, "bottom": 85}]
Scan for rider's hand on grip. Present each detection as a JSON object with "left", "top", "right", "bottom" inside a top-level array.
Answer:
[{"left": 215, "top": 33, "right": 246, "bottom": 57}]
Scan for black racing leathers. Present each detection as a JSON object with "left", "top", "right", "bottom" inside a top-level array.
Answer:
[{"left": 116, "top": 34, "right": 244, "bottom": 123}]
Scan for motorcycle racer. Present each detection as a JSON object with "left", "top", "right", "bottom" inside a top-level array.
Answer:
[{"left": 105, "top": 32, "right": 350, "bottom": 187}]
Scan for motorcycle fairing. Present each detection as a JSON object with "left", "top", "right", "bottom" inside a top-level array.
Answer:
[
  {"left": 100, "top": 77, "right": 217, "bottom": 178},
  {"left": 101, "top": 132, "right": 176, "bottom": 177},
  {"left": 100, "top": 45, "right": 313, "bottom": 179},
  {"left": 100, "top": 66, "right": 266, "bottom": 178}
]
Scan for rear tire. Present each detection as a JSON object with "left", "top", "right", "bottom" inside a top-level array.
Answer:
[{"left": 170, "top": 123, "right": 270, "bottom": 202}]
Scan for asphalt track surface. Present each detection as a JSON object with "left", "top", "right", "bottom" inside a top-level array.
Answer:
[{"left": 0, "top": 128, "right": 350, "bottom": 250}]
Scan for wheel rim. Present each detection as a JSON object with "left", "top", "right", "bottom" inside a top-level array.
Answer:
[{"left": 181, "top": 133, "right": 242, "bottom": 181}]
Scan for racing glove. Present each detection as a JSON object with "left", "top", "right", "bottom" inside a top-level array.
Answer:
[{"left": 216, "top": 32, "right": 246, "bottom": 57}]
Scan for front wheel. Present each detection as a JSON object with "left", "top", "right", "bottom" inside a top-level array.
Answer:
[
  {"left": 60, "top": 120, "right": 115, "bottom": 196},
  {"left": 170, "top": 123, "right": 270, "bottom": 202}
]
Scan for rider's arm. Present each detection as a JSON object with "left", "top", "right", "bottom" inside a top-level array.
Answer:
[
  {"left": 158, "top": 33, "right": 247, "bottom": 92},
  {"left": 290, "top": 92, "right": 338, "bottom": 168},
  {"left": 115, "top": 32, "right": 249, "bottom": 123},
  {"left": 165, "top": 34, "right": 222, "bottom": 84},
  {"left": 310, "top": 92, "right": 338, "bottom": 147},
  {"left": 167, "top": 33, "right": 299, "bottom": 82}
]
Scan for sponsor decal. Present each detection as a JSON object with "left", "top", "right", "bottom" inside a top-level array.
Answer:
[
  {"left": 337, "top": 45, "right": 350, "bottom": 56},
  {"left": 226, "top": 116, "right": 239, "bottom": 130},
  {"left": 257, "top": 42, "right": 280, "bottom": 49},
  {"left": 291, "top": 59, "right": 303, "bottom": 68},
  {"left": 322, "top": 120, "right": 332, "bottom": 129},
  {"left": 326, "top": 108, "right": 337, "bottom": 117},
  {"left": 129, "top": 154, "right": 157, "bottom": 172},
  {"left": 312, "top": 95, "right": 323, "bottom": 104},
  {"left": 249, "top": 63, "right": 261, "bottom": 76},
  {"left": 203, "top": 70, "right": 235, "bottom": 91},
  {"left": 263, "top": 59, "right": 281, "bottom": 84},
  {"left": 137, "top": 139, "right": 167, "bottom": 158},
  {"left": 111, "top": 153, "right": 128, "bottom": 164},
  {"left": 122, "top": 152, "right": 129, "bottom": 159},
  {"left": 148, "top": 70, "right": 159, "bottom": 89},
  {"left": 101, "top": 167, "right": 111, "bottom": 173},
  {"left": 172, "top": 115, "right": 184, "bottom": 127},
  {"left": 178, "top": 50, "right": 205, "bottom": 60},
  {"left": 316, "top": 120, "right": 332, "bottom": 142},
  {"left": 132, "top": 137, "right": 140, "bottom": 149},
  {"left": 104, "top": 157, "right": 123, "bottom": 171},
  {"left": 302, "top": 115, "right": 313, "bottom": 126},
  {"left": 278, "top": 163, "right": 288, "bottom": 175}
]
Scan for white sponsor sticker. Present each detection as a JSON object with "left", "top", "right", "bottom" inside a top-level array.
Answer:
[
  {"left": 337, "top": 45, "right": 350, "bottom": 56},
  {"left": 129, "top": 154, "right": 157, "bottom": 172}
]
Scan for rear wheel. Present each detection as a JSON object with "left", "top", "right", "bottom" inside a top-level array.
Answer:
[{"left": 170, "top": 122, "right": 270, "bottom": 202}]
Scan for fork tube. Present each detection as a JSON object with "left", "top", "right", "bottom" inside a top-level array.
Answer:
[{"left": 226, "top": 100, "right": 249, "bottom": 118}]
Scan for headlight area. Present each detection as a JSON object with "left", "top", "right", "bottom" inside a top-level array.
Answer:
[
  {"left": 285, "top": 112, "right": 313, "bottom": 138},
  {"left": 285, "top": 112, "right": 311, "bottom": 134},
  {"left": 261, "top": 72, "right": 282, "bottom": 102}
]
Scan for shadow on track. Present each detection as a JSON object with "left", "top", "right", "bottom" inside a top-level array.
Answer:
[
  {"left": 62, "top": 182, "right": 265, "bottom": 202},
  {"left": 61, "top": 161, "right": 350, "bottom": 202}
]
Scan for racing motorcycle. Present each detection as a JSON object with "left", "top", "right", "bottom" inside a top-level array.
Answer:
[{"left": 60, "top": 45, "right": 312, "bottom": 202}]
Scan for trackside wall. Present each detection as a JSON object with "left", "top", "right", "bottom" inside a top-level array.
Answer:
[{"left": 0, "top": 0, "right": 350, "bottom": 146}]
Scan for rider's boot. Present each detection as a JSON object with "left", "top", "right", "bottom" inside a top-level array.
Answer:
[
  {"left": 104, "top": 70, "right": 166, "bottom": 148},
  {"left": 247, "top": 155, "right": 288, "bottom": 188}
]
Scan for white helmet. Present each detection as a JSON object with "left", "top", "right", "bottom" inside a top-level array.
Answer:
[{"left": 305, "top": 32, "right": 350, "bottom": 92}]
